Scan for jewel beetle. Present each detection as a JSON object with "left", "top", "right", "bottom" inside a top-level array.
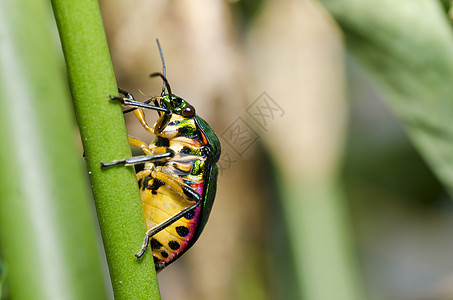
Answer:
[{"left": 101, "top": 41, "right": 221, "bottom": 271}]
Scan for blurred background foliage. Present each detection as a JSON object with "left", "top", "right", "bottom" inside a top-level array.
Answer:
[
  {"left": 98, "top": 0, "right": 453, "bottom": 299},
  {"left": 2, "top": 0, "right": 453, "bottom": 299}
]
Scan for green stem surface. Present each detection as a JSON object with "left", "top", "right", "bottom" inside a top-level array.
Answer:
[{"left": 51, "top": 0, "right": 161, "bottom": 298}]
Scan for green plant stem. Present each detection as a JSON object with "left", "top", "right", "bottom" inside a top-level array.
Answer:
[
  {"left": 0, "top": 0, "right": 110, "bottom": 299},
  {"left": 51, "top": 0, "right": 161, "bottom": 298},
  {"left": 277, "top": 178, "right": 362, "bottom": 300}
]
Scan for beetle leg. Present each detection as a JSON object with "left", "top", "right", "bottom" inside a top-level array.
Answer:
[
  {"left": 135, "top": 200, "right": 201, "bottom": 258},
  {"left": 128, "top": 137, "right": 171, "bottom": 158},
  {"left": 136, "top": 169, "right": 152, "bottom": 182},
  {"left": 118, "top": 88, "right": 163, "bottom": 115},
  {"left": 111, "top": 88, "right": 169, "bottom": 134},
  {"left": 100, "top": 151, "right": 174, "bottom": 167},
  {"left": 124, "top": 97, "right": 171, "bottom": 135},
  {"left": 113, "top": 88, "right": 164, "bottom": 113},
  {"left": 132, "top": 108, "right": 155, "bottom": 134},
  {"left": 128, "top": 136, "right": 153, "bottom": 155},
  {"left": 135, "top": 170, "right": 202, "bottom": 258},
  {"left": 117, "top": 88, "right": 134, "bottom": 100}
]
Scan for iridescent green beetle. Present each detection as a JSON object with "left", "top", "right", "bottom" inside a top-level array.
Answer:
[{"left": 102, "top": 41, "right": 221, "bottom": 271}]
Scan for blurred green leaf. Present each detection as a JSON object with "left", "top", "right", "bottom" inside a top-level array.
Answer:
[
  {"left": 246, "top": 1, "right": 364, "bottom": 299},
  {"left": 319, "top": 0, "right": 453, "bottom": 196},
  {"left": 0, "top": 0, "right": 111, "bottom": 299}
]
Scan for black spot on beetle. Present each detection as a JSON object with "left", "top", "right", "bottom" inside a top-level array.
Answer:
[
  {"left": 201, "top": 146, "right": 212, "bottom": 157},
  {"left": 160, "top": 250, "right": 169, "bottom": 258},
  {"left": 178, "top": 126, "right": 189, "bottom": 135},
  {"left": 151, "top": 238, "right": 163, "bottom": 250},
  {"left": 145, "top": 179, "right": 165, "bottom": 191},
  {"left": 184, "top": 210, "right": 195, "bottom": 220},
  {"left": 168, "top": 241, "right": 180, "bottom": 250},
  {"left": 156, "top": 137, "right": 170, "bottom": 147},
  {"left": 181, "top": 146, "right": 191, "bottom": 154},
  {"left": 176, "top": 226, "right": 189, "bottom": 237}
]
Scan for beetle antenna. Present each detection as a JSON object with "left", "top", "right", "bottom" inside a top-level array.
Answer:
[
  {"left": 156, "top": 39, "right": 167, "bottom": 96},
  {"left": 150, "top": 72, "right": 172, "bottom": 98}
]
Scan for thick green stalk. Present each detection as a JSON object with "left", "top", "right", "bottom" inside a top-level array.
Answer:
[
  {"left": 0, "top": 0, "right": 110, "bottom": 299},
  {"left": 51, "top": 0, "right": 160, "bottom": 298}
]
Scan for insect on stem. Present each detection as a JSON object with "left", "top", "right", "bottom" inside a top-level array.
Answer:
[{"left": 100, "top": 40, "right": 221, "bottom": 271}]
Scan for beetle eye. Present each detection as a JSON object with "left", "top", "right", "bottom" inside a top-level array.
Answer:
[{"left": 181, "top": 105, "right": 196, "bottom": 117}]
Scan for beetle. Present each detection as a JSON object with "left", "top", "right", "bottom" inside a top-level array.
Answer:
[{"left": 101, "top": 43, "right": 221, "bottom": 271}]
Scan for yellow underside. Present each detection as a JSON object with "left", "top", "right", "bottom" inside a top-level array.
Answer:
[{"left": 141, "top": 179, "right": 196, "bottom": 262}]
